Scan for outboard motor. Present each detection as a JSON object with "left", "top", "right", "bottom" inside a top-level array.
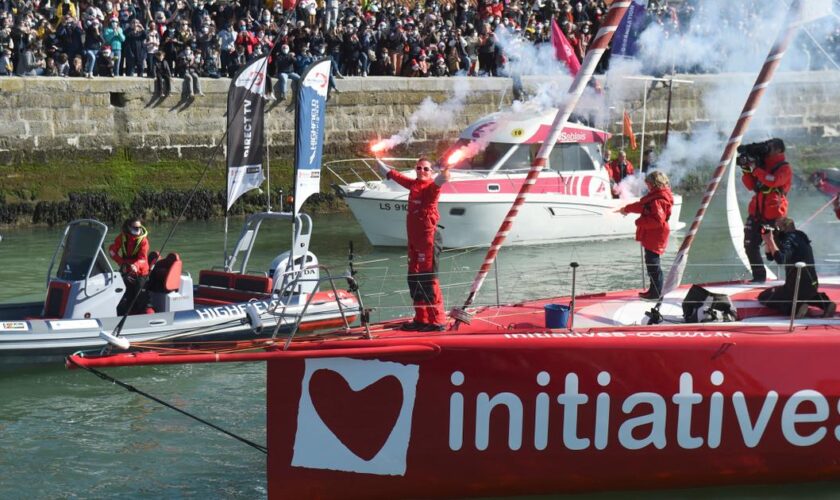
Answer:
[{"left": 269, "top": 251, "right": 320, "bottom": 296}]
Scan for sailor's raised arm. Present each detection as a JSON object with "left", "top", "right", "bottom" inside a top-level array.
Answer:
[
  {"left": 375, "top": 158, "right": 392, "bottom": 177},
  {"left": 434, "top": 165, "right": 450, "bottom": 186}
]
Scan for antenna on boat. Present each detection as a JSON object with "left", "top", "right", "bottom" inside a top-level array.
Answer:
[{"left": 449, "top": 1, "right": 633, "bottom": 329}]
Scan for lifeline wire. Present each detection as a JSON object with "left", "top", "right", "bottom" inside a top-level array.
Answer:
[{"left": 66, "top": 355, "right": 268, "bottom": 454}]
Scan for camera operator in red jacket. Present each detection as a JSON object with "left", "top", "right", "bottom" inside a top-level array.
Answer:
[{"left": 739, "top": 138, "right": 792, "bottom": 283}]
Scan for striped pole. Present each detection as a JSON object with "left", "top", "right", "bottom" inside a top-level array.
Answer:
[
  {"left": 661, "top": 0, "right": 803, "bottom": 296},
  {"left": 451, "top": 1, "right": 631, "bottom": 328}
]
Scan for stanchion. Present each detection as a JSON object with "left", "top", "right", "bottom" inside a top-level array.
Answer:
[
  {"left": 789, "top": 261, "right": 806, "bottom": 332},
  {"left": 639, "top": 245, "right": 646, "bottom": 290},
  {"left": 569, "top": 262, "right": 579, "bottom": 330}
]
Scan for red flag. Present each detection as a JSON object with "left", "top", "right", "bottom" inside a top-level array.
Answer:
[
  {"left": 623, "top": 111, "right": 638, "bottom": 151},
  {"left": 551, "top": 18, "right": 581, "bottom": 76}
]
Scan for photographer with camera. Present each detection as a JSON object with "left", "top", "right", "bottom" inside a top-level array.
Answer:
[
  {"left": 738, "top": 138, "right": 792, "bottom": 283},
  {"left": 759, "top": 218, "right": 836, "bottom": 318}
]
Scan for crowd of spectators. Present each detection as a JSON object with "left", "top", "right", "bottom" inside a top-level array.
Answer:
[{"left": 0, "top": 0, "right": 838, "bottom": 88}]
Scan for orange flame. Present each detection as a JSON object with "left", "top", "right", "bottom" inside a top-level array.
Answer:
[
  {"left": 446, "top": 148, "right": 465, "bottom": 166},
  {"left": 370, "top": 140, "right": 388, "bottom": 154}
]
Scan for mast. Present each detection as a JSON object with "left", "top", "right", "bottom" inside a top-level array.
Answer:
[
  {"left": 451, "top": 1, "right": 632, "bottom": 327},
  {"left": 661, "top": 0, "right": 804, "bottom": 295}
]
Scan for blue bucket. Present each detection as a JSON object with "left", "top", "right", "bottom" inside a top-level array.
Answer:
[{"left": 544, "top": 304, "right": 570, "bottom": 329}]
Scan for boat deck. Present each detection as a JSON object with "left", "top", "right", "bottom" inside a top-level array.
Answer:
[{"left": 355, "top": 277, "right": 840, "bottom": 340}]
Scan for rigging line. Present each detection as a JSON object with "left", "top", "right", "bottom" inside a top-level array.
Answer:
[
  {"left": 66, "top": 356, "right": 268, "bottom": 454},
  {"left": 112, "top": 48, "right": 281, "bottom": 337},
  {"left": 802, "top": 26, "right": 840, "bottom": 70}
]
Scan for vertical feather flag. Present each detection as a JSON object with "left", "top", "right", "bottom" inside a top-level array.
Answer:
[
  {"left": 551, "top": 18, "right": 581, "bottom": 76},
  {"left": 623, "top": 111, "right": 638, "bottom": 150},
  {"left": 293, "top": 58, "right": 331, "bottom": 217},
  {"left": 226, "top": 56, "right": 269, "bottom": 211}
]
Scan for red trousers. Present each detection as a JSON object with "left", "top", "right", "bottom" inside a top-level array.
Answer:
[{"left": 407, "top": 226, "right": 444, "bottom": 325}]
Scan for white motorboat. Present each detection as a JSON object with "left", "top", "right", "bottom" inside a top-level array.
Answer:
[
  {"left": 0, "top": 214, "right": 360, "bottom": 366},
  {"left": 332, "top": 105, "right": 684, "bottom": 248}
]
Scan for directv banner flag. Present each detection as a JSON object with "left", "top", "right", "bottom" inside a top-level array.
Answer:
[
  {"left": 226, "top": 56, "right": 268, "bottom": 211},
  {"left": 612, "top": 0, "right": 646, "bottom": 58},
  {"left": 293, "top": 58, "right": 331, "bottom": 216}
]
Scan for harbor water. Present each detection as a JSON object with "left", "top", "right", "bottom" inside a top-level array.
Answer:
[{"left": 1, "top": 190, "right": 839, "bottom": 498}]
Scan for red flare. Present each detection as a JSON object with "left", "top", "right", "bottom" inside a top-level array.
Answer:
[
  {"left": 446, "top": 148, "right": 465, "bottom": 166},
  {"left": 370, "top": 140, "right": 388, "bottom": 154}
]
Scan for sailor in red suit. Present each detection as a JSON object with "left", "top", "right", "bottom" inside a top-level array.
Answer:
[
  {"left": 606, "top": 149, "right": 634, "bottom": 198},
  {"left": 739, "top": 138, "right": 792, "bottom": 283},
  {"left": 377, "top": 157, "right": 450, "bottom": 331},
  {"left": 620, "top": 171, "right": 674, "bottom": 300},
  {"left": 109, "top": 217, "right": 151, "bottom": 315}
]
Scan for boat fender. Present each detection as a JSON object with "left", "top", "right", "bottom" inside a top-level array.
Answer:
[
  {"left": 99, "top": 329, "right": 131, "bottom": 350},
  {"left": 244, "top": 303, "right": 264, "bottom": 334}
]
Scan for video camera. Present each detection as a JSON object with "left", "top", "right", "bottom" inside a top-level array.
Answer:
[
  {"left": 759, "top": 223, "right": 776, "bottom": 235},
  {"left": 736, "top": 141, "right": 771, "bottom": 167}
]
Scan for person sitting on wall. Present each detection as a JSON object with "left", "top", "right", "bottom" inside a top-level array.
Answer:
[
  {"left": 759, "top": 217, "right": 836, "bottom": 318},
  {"left": 109, "top": 217, "right": 151, "bottom": 316}
]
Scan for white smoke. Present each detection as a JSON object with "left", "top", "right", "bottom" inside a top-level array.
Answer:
[{"left": 373, "top": 78, "right": 472, "bottom": 152}]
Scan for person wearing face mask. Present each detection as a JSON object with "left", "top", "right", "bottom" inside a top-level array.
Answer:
[
  {"left": 177, "top": 46, "right": 203, "bottom": 97},
  {"left": 124, "top": 19, "right": 147, "bottom": 76},
  {"left": 103, "top": 16, "right": 125, "bottom": 75},
  {"left": 619, "top": 171, "right": 674, "bottom": 300},
  {"left": 375, "top": 157, "right": 451, "bottom": 331},
  {"left": 274, "top": 44, "right": 298, "bottom": 100},
  {"left": 218, "top": 23, "right": 235, "bottom": 76},
  {"left": 234, "top": 21, "right": 257, "bottom": 56},
  {"left": 109, "top": 218, "right": 151, "bottom": 316}
]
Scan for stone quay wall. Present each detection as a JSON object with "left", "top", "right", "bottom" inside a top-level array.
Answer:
[{"left": 0, "top": 71, "right": 838, "bottom": 165}]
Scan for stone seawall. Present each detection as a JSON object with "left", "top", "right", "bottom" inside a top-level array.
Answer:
[{"left": 0, "top": 71, "right": 838, "bottom": 165}]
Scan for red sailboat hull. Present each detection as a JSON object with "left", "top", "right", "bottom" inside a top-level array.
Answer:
[{"left": 266, "top": 325, "right": 840, "bottom": 498}]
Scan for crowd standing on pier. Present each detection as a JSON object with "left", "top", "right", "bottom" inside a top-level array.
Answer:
[{"left": 1, "top": 0, "right": 839, "bottom": 80}]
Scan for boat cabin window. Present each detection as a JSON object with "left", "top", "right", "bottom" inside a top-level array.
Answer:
[
  {"left": 549, "top": 143, "right": 597, "bottom": 172},
  {"left": 447, "top": 140, "right": 513, "bottom": 171},
  {"left": 56, "top": 224, "right": 110, "bottom": 280}
]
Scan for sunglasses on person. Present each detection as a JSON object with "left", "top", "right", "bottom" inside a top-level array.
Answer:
[{"left": 415, "top": 166, "right": 432, "bottom": 172}]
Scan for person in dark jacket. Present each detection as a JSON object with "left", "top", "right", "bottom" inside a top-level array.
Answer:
[
  {"left": 620, "top": 171, "right": 674, "bottom": 300},
  {"left": 273, "top": 44, "right": 299, "bottom": 100},
  {"left": 124, "top": 19, "right": 147, "bottom": 76},
  {"left": 153, "top": 50, "right": 171, "bottom": 96},
  {"left": 83, "top": 19, "right": 103, "bottom": 78},
  {"left": 759, "top": 218, "right": 836, "bottom": 318}
]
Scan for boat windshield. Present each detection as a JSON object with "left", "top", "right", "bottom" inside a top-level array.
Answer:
[
  {"left": 446, "top": 140, "right": 515, "bottom": 172},
  {"left": 56, "top": 223, "right": 110, "bottom": 280}
]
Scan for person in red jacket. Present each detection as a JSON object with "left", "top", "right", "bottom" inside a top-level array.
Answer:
[
  {"left": 377, "top": 157, "right": 451, "bottom": 331},
  {"left": 620, "top": 171, "right": 674, "bottom": 300},
  {"left": 834, "top": 195, "right": 840, "bottom": 220},
  {"left": 606, "top": 149, "right": 634, "bottom": 198},
  {"left": 739, "top": 138, "right": 792, "bottom": 283},
  {"left": 109, "top": 217, "right": 151, "bottom": 315}
]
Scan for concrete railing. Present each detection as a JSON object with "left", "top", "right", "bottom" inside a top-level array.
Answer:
[{"left": 1, "top": 71, "right": 838, "bottom": 165}]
